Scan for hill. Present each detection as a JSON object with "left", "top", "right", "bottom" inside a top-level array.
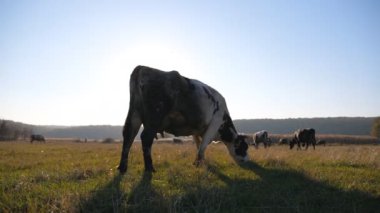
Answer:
[
  {"left": 40, "top": 125, "right": 123, "bottom": 140},
  {"left": 234, "top": 117, "right": 375, "bottom": 135}
]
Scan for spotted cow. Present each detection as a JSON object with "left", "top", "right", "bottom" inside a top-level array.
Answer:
[
  {"left": 290, "top": 128, "right": 316, "bottom": 150},
  {"left": 252, "top": 130, "right": 271, "bottom": 148},
  {"left": 118, "top": 66, "right": 250, "bottom": 174}
]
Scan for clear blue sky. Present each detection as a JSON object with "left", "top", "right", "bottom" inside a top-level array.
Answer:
[{"left": 1, "top": 0, "right": 379, "bottom": 125}]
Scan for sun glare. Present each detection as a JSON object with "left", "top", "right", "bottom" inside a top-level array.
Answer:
[{"left": 122, "top": 40, "right": 201, "bottom": 77}]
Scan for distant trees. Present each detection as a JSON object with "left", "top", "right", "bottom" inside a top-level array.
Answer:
[
  {"left": 371, "top": 117, "right": 380, "bottom": 138},
  {"left": 0, "top": 120, "right": 33, "bottom": 141},
  {"left": 0, "top": 121, "right": 9, "bottom": 140}
]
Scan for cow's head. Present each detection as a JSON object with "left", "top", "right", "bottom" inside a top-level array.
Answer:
[
  {"left": 225, "top": 134, "right": 249, "bottom": 163},
  {"left": 309, "top": 128, "right": 317, "bottom": 143},
  {"left": 289, "top": 139, "right": 296, "bottom": 149}
]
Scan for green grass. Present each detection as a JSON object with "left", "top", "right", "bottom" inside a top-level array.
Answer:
[{"left": 0, "top": 141, "right": 379, "bottom": 212}]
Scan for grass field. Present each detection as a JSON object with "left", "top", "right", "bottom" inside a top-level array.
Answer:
[{"left": 1, "top": 140, "right": 380, "bottom": 212}]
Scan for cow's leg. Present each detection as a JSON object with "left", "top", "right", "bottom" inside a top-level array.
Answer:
[
  {"left": 193, "top": 135, "right": 202, "bottom": 150},
  {"left": 118, "top": 110, "right": 142, "bottom": 174},
  {"left": 140, "top": 128, "right": 156, "bottom": 172},
  {"left": 254, "top": 137, "right": 259, "bottom": 149},
  {"left": 194, "top": 118, "right": 222, "bottom": 166}
]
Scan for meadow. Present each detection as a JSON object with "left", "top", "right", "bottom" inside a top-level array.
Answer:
[{"left": 0, "top": 139, "right": 379, "bottom": 212}]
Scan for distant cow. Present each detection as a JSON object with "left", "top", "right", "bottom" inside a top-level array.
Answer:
[
  {"left": 30, "top": 134, "right": 46, "bottom": 143},
  {"left": 118, "top": 66, "right": 250, "bottom": 174},
  {"left": 173, "top": 138, "right": 183, "bottom": 144},
  {"left": 316, "top": 140, "right": 326, "bottom": 146},
  {"left": 278, "top": 138, "right": 289, "bottom": 145},
  {"left": 252, "top": 130, "right": 271, "bottom": 148},
  {"left": 290, "top": 128, "right": 316, "bottom": 150}
]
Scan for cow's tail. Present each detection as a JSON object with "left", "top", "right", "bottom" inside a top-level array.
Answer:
[
  {"left": 129, "top": 66, "right": 144, "bottom": 110},
  {"left": 130, "top": 66, "right": 143, "bottom": 95}
]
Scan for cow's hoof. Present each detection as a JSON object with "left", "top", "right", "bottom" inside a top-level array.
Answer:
[
  {"left": 193, "top": 159, "right": 204, "bottom": 167},
  {"left": 118, "top": 165, "right": 127, "bottom": 175},
  {"left": 145, "top": 167, "right": 156, "bottom": 173}
]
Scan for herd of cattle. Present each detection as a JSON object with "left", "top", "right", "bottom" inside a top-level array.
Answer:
[{"left": 240, "top": 129, "right": 327, "bottom": 150}]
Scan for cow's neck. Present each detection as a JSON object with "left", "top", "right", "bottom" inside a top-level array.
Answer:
[{"left": 218, "top": 113, "right": 238, "bottom": 144}]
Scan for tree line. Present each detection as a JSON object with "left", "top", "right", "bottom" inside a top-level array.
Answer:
[
  {"left": 0, "top": 120, "right": 33, "bottom": 141},
  {"left": 371, "top": 117, "right": 380, "bottom": 138}
]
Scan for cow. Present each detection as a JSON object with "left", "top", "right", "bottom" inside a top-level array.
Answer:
[
  {"left": 316, "top": 140, "right": 326, "bottom": 146},
  {"left": 117, "top": 66, "right": 250, "bottom": 174},
  {"left": 289, "top": 128, "right": 316, "bottom": 150},
  {"left": 30, "top": 134, "right": 46, "bottom": 143},
  {"left": 173, "top": 137, "right": 183, "bottom": 144},
  {"left": 278, "top": 138, "right": 289, "bottom": 145},
  {"left": 252, "top": 130, "right": 270, "bottom": 148}
]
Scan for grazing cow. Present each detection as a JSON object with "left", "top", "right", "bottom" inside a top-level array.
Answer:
[
  {"left": 289, "top": 128, "right": 316, "bottom": 150},
  {"left": 30, "top": 134, "right": 46, "bottom": 143},
  {"left": 252, "top": 130, "right": 270, "bottom": 148},
  {"left": 278, "top": 138, "right": 289, "bottom": 145},
  {"left": 173, "top": 137, "right": 183, "bottom": 144},
  {"left": 317, "top": 140, "right": 326, "bottom": 146},
  {"left": 118, "top": 66, "right": 250, "bottom": 174}
]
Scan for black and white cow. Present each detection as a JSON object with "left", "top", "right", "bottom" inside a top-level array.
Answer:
[
  {"left": 278, "top": 138, "right": 289, "bottom": 145},
  {"left": 316, "top": 140, "right": 326, "bottom": 146},
  {"left": 30, "top": 134, "right": 46, "bottom": 143},
  {"left": 289, "top": 128, "right": 316, "bottom": 150},
  {"left": 252, "top": 130, "right": 270, "bottom": 148},
  {"left": 118, "top": 66, "right": 250, "bottom": 174}
]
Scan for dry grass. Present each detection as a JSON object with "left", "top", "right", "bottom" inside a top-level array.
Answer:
[{"left": 0, "top": 139, "right": 379, "bottom": 212}]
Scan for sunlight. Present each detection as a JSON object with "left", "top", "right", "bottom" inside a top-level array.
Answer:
[
  {"left": 121, "top": 40, "right": 201, "bottom": 77},
  {"left": 88, "top": 39, "right": 204, "bottom": 125}
]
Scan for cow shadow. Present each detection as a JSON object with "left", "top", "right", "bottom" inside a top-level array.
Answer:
[
  {"left": 79, "top": 174, "right": 124, "bottom": 212},
  {"left": 201, "top": 161, "right": 380, "bottom": 212},
  {"left": 79, "top": 171, "right": 166, "bottom": 212},
  {"left": 80, "top": 162, "right": 380, "bottom": 212},
  {"left": 125, "top": 171, "right": 168, "bottom": 212}
]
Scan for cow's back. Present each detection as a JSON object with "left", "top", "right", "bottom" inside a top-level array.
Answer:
[
  {"left": 130, "top": 66, "right": 190, "bottom": 103},
  {"left": 296, "top": 128, "right": 315, "bottom": 141},
  {"left": 129, "top": 66, "right": 227, "bottom": 135}
]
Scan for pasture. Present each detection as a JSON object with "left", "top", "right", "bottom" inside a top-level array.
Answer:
[{"left": 1, "top": 140, "right": 379, "bottom": 212}]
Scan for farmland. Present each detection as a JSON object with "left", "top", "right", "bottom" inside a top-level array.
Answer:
[{"left": 1, "top": 140, "right": 380, "bottom": 212}]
